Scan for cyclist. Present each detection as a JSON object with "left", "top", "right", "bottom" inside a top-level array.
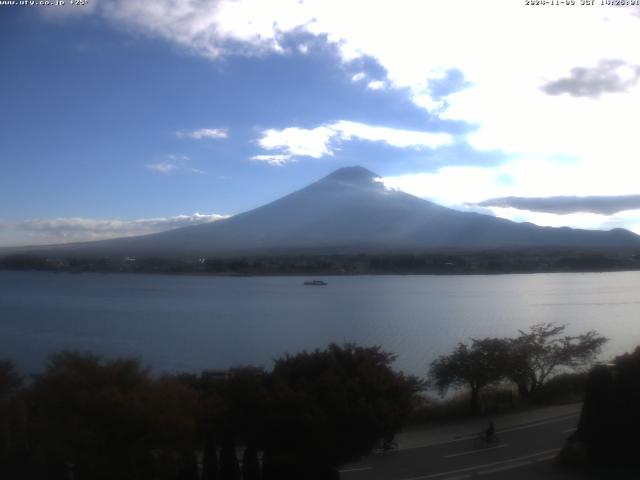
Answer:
[
  {"left": 382, "top": 433, "right": 398, "bottom": 452},
  {"left": 484, "top": 420, "right": 495, "bottom": 443}
]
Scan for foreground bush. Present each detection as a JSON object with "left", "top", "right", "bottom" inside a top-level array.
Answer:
[
  {"left": 25, "top": 352, "right": 199, "bottom": 480},
  {"left": 531, "top": 372, "right": 587, "bottom": 405},
  {"left": 0, "top": 344, "right": 420, "bottom": 480},
  {"left": 263, "top": 344, "right": 421, "bottom": 478},
  {"left": 572, "top": 346, "right": 640, "bottom": 467}
]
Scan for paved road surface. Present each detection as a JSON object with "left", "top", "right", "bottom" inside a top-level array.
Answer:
[{"left": 340, "top": 409, "right": 580, "bottom": 480}]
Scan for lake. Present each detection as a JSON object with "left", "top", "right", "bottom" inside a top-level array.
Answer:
[{"left": 1, "top": 270, "right": 639, "bottom": 376}]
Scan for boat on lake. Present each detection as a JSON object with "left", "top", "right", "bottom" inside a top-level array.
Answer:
[{"left": 303, "top": 280, "right": 328, "bottom": 286}]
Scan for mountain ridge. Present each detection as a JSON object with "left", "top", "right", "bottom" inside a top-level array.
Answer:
[{"left": 5, "top": 166, "right": 640, "bottom": 257}]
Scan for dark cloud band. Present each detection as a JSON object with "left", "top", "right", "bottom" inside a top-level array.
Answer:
[
  {"left": 541, "top": 59, "right": 640, "bottom": 98},
  {"left": 475, "top": 195, "right": 640, "bottom": 215}
]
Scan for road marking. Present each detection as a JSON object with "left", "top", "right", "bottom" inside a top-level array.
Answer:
[
  {"left": 563, "top": 427, "right": 577, "bottom": 433},
  {"left": 338, "top": 466, "right": 372, "bottom": 473},
  {"left": 402, "top": 447, "right": 560, "bottom": 480},
  {"left": 478, "top": 460, "right": 531, "bottom": 475},
  {"left": 444, "top": 444, "right": 507, "bottom": 458},
  {"left": 398, "top": 413, "right": 578, "bottom": 451},
  {"left": 534, "top": 454, "right": 557, "bottom": 462},
  {"left": 496, "top": 414, "right": 578, "bottom": 435},
  {"left": 477, "top": 452, "right": 558, "bottom": 475}
]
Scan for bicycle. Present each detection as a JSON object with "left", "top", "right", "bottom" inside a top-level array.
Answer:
[
  {"left": 474, "top": 431, "right": 500, "bottom": 449},
  {"left": 373, "top": 439, "right": 398, "bottom": 455}
]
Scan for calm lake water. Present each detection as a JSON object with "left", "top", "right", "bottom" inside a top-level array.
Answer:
[{"left": 1, "top": 270, "right": 640, "bottom": 376}]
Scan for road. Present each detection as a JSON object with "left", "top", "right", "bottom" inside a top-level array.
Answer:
[{"left": 340, "top": 411, "right": 580, "bottom": 480}]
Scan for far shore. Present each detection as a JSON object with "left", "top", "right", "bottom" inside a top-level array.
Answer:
[{"left": 2, "top": 248, "right": 640, "bottom": 277}]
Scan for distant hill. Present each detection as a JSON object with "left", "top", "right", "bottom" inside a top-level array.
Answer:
[{"left": 7, "top": 166, "right": 640, "bottom": 257}]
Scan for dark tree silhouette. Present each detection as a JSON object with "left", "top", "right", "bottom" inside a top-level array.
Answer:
[
  {"left": 176, "top": 449, "right": 199, "bottom": 480},
  {"left": 201, "top": 435, "right": 219, "bottom": 480},
  {"left": 572, "top": 346, "right": 640, "bottom": 466},
  {"left": 265, "top": 343, "right": 420, "bottom": 477},
  {"left": 0, "top": 360, "right": 26, "bottom": 479},
  {"left": 27, "top": 352, "right": 199, "bottom": 480},
  {"left": 430, "top": 338, "right": 511, "bottom": 415},
  {"left": 1, "top": 344, "right": 419, "bottom": 479},
  {"left": 222, "top": 368, "right": 268, "bottom": 451},
  {"left": 179, "top": 367, "right": 267, "bottom": 480},
  {"left": 241, "top": 442, "right": 260, "bottom": 480},
  {"left": 507, "top": 323, "right": 607, "bottom": 397},
  {"left": 0, "top": 360, "right": 21, "bottom": 395},
  {"left": 219, "top": 434, "right": 240, "bottom": 480}
]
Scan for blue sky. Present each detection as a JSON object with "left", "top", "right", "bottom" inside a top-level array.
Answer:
[{"left": 2, "top": 1, "right": 640, "bottom": 246}]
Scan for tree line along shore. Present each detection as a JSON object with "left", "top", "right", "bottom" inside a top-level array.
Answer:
[{"left": 3, "top": 249, "right": 640, "bottom": 275}]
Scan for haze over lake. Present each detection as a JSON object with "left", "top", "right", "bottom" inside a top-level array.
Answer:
[{"left": 2, "top": 270, "right": 639, "bottom": 376}]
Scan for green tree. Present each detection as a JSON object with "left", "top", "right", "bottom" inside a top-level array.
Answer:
[
  {"left": 0, "top": 360, "right": 26, "bottom": 479},
  {"left": 241, "top": 442, "right": 260, "bottom": 480},
  {"left": 0, "top": 360, "right": 21, "bottom": 395},
  {"left": 177, "top": 367, "right": 266, "bottom": 480},
  {"left": 28, "top": 352, "right": 199, "bottom": 480},
  {"left": 219, "top": 434, "right": 240, "bottom": 480},
  {"left": 507, "top": 323, "right": 607, "bottom": 397},
  {"left": 429, "top": 338, "right": 511, "bottom": 415},
  {"left": 575, "top": 346, "right": 640, "bottom": 465},
  {"left": 201, "top": 434, "right": 219, "bottom": 480},
  {"left": 265, "top": 343, "right": 420, "bottom": 478}
]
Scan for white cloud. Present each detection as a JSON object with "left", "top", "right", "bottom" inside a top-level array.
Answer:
[
  {"left": 255, "top": 120, "right": 452, "bottom": 162},
  {"left": 257, "top": 126, "right": 336, "bottom": 158},
  {"left": 482, "top": 207, "right": 640, "bottom": 236},
  {"left": 62, "top": 2, "right": 640, "bottom": 158},
  {"left": 177, "top": 128, "right": 228, "bottom": 139},
  {"left": 381, "top": 161, "right": 640, "bottom": 234},
  {"left": 77, "top": 0, "right": 314, "bottom": 59},
  {"left": 351, "top": 72, "right": 366, "bottom": 82},
  {"left": 0, "top": 214, "right": 230, "bottom": 247},
  {"left": 381, "top": 155, "right": 640, "bottom": 208},
  {"left": 167, "top": 154, "right": 190, "bottom": 162},
  {"left": 382, "top": 166, "right": 503, "bottom": 206},
  {"left": 146, "top": 163, "right": 178, "bottom": 173},
  {"left": 250, "top": 154, "right": 294, "bottom": 166},
  {"left": 333, "top": 120, "right": 451, "bottom": 149},
  {"left": 366, "top": 80, "right": 386, "bottom": 90},
  {"left": 146, "top": 154, "right": 204, "bottom": 174},
  {"left": 80, "top": 2, "right": 640, "bottom": 149}
]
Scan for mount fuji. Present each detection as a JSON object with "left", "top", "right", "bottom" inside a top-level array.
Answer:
[{"left": 13, "top": 166, "right": 640, "bottom": 257}]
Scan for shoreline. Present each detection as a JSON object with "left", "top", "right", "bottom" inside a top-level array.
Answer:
[{"left": 2, "top": 266, "right": 640, "bottom": 277}]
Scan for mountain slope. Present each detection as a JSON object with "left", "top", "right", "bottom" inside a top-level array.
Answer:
[{"left": 17, "top": 166, "right": 640, "bottom": 257}]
